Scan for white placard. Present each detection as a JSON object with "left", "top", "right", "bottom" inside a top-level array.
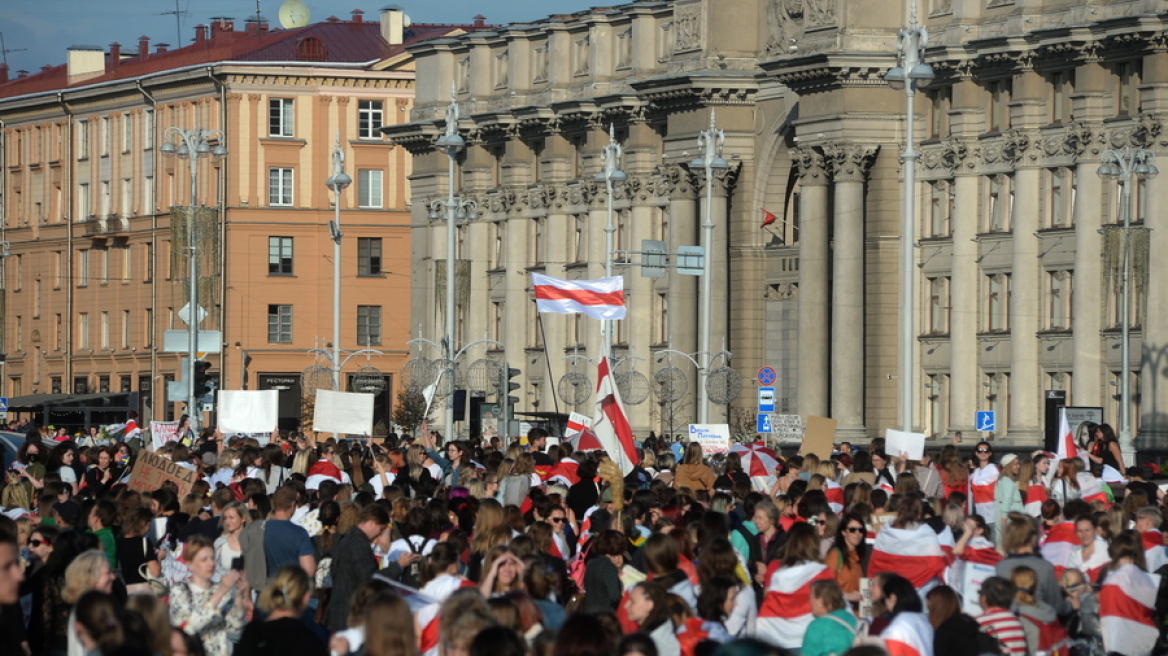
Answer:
[
  {"left": 313, "top": 389, "right": 374, "bottom": 435},
  {"left": 884, "top": 428, "right": 927, "bottom": 461},
  {"left": 687, "top": 424, "right": 731, "bottom": 454},
  {"left": 150, "top": 421, "right": 180, "bottom": 450},
  {"left": 218, "top": 390, "right": 279, "bottom": 434},
  {"left": 955, "top": 560, "right": 997, "bottom": 616}
]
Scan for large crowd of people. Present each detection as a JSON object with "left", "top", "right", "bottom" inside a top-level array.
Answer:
[{"left": 0, "top": 417, "right": 1164, "bottom": 656}]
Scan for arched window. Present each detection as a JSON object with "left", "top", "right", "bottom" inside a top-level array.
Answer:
[{"left": 296, "top": 37, "right": 327, "bottom": 62}]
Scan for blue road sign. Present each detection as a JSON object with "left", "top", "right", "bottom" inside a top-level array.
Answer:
[
  {"left": 758, "top": 387, "right": 776, "bottom": 413},
  {"left": 757, "top": 367, "right": 777, "bottom": 386},
  {"left": 0, "top": 397, "right": 8, "bottom": 412},
  {"left": 757, "top": 413, "right": 773, "bottom": 434},
  {"left": 976, "top": 411, "right": 995, "bottom": 432}
]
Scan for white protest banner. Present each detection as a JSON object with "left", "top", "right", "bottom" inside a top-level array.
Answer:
[
  {"left": 954, "top": 560, "right": 997, "bottom": 617},
  {"left": 884, "top": 428, "right": 927, "bottom": 461},
  {"left": 218, "top": 390, "right": 279, "bottom": 434},
  {"left": 314, "top": 389, "right": 375, "bottom": 435},
  {"left": 687, "top": 424, "right": 731, "bottom": 454},
  {"left": 150, "top": 421, "right": 180, "bottom": 450},
  {"left": 773, "top": 414, "right": 804, "bottom": 444},
  {"left": 127, "top": 450, "right": 198, "bottom": 497}
]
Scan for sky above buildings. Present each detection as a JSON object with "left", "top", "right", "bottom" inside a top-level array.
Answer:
[{"left": 2, "top": 0, "right": 589, "bottom": 74}]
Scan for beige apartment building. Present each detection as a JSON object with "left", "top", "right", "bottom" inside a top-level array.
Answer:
[
  {"left": 0, "top": 9, "right": 475, "bottom": 430},
  {"left": 391, "top": 0, "right": 1168, "bottom": 451}
]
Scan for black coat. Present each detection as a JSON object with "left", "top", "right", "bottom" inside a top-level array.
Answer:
[{"left": 325, "top": 526, "right": 377, "bottom": 631}]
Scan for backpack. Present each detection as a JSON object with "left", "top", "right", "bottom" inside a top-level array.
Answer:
[
  {"left": 1019, "top": 611, "right": 1072, "bottom": 656},
  {"left": 1, "top": 473, "right": 30, "bottom": 510},
  {"left": 398, "top": 537, "right": 425, "bottom": 588},
  {"left": 568, "top": 540, "right": 593, "bottom": 591}
]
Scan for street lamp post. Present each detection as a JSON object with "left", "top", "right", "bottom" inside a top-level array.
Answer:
[
  {"left": 325, "top": 132, "right": 353, "bottom": 392},
  {"left": 1097, "top": 146, "right": 1158, "bottom": 464},
  {"left": 689, "top": 111, "right": 728, "bottom": 425},
  {"left": 884, "top": 5, "right": 933, "bottom": 433},
  {"left": 160, "top": 127, "right": 227, "bottom": 432},
  {"left": 428, "top": 84, "right": 478, "bottom": 440},
  {"left": 594, "top": 124, "right": 627, "bottom": 355}
]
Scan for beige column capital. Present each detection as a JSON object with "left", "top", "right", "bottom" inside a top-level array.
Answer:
[
  {"left": 824, "top": 143, "right": 879, "bottom": 183},
  {"left": 790, "top": 146, "right": 829, "bottom": 185}
]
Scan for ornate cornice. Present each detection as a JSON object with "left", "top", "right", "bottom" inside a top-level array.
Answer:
[{"left": 1100, "top": 112, "right": 1163, "bottom": 150}]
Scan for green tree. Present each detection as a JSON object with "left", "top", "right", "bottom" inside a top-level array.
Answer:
[{"left": 392, "top": 384, "right": 430, "bottom": 435}]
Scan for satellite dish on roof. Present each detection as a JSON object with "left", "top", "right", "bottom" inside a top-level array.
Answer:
[
  {"left": 402, "top": 14, "right": 412, "bottom": 28},
  {"left": 278, "top": 0, "right": 311, "bottom": 28}
]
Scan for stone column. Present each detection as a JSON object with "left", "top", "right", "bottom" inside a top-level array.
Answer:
[
  {"left": 825, "top": 143, "right": 878, "bottom": 439},
  {"left": 655, "top": 164, "right": 698, "bottom": 421},
  {"left": 793, "top": 146, "right": 830, "bottom": 418},
  {"left": 949, "top": 154, "right": 979, "bottom": 437},
  {"left": 1071, "top": 134, "right": 1103, "bottom": 411},
  {"left": 1009, "top": 145, "right": 1041, "bottom": 446}
]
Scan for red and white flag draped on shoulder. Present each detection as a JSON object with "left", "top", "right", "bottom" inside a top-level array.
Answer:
[
  {"left": 868, "top": 524, "right": 953, "bottom": 589},
  {"left": 1100, "top": 562, "right": 1159, "bottom": 656},
  {"left": 532, "top": 273, "right": 627, "bottom": 320},
  {"left": 756, "top": 560, "right": 835, "bottom": 649},
  {"left": 592, "top": 356, "right": 639, "bottom": 476},
  {"left": 881, "top": 612, "right": 936, "bottom": 656}
]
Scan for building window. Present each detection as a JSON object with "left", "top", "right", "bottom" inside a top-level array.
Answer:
[
  {"left": 269, "top": 98, "right": 294, "bottom": 137},
  {"left": 121, "top": 375, "right": 132, "bottom": 392},
  {"left": 1048, "top": 168, "right": 1075, "bottom": 228},
  {"left": 54, "top": 314, "right": 62, "bottom": 350},
  {"left": 100, "top": 117, "right": 111, "bottom": 156},
  {"left": 268, "top": 168, "right": 293, "bottom": 206},
  {"left": 985, "top": 273, "right": 1011, "bottom": 332},
  {"left": 122, "top": 309, "right": 131, "bottom": 348},
  {"left": 571, "top": 214, "right": 586, "bottom": 263},
  {"left": 983, "top": 373, "right": 1009, "bottom": 435},
  {"left": 145, "top": 243, "right": 154, "bottom": 282},
  {"left": 144, "top": 109, "right": 154, "bottom": 148},
  {"left": 928, "top": 277, "right": 950, "bottom": 334},
  {"left": 489, "top": 221, "right": 506, "bottom": 269},
  {"left": 1046, "top": 270, "right": 1073, "bottom": 330},
  {"left": 99, "top": 249, "right": 109, "bottom": 284},
  {"left": 358, "top": 169, "right": 383, "bottom": 208},
  {"left": 928, "top": 182, "right": 951, "bottom": 237},
  {"left": 51, "top": 377, "right": 62, "bottom": 394},
  {"left": 268, "top": 236, "right": 293, "bottom": 275},
  {"left": 296, "top": 37, "right": 327, "bottom": 61},
  {"left": 74, "top": 377, "right": 88, "bottom": 395},
  {"left": 357, "top": 100, "right": 383, "bottom": 139},
  {"left": 653, "top": 292, "right": 668, "bottom": 345},
  {"left": 78, "top": 249, "right": 90, "bottom": 286},
  {"left": 100, "top": 311, "right": 110, "bottom": 349},
  {"left": 14, "top": 316, "right": 21, "bottom": 352},
  {"left": 985, "top": 175, "right": 1012, "bottom": 233},
  {"left": 1049, "top": 69, "right": 1074, "bottom": 124},
  {"left": 121, "top": 178, "right": 132, "bottom": 217},
  {"left": 268, "top": 305, "right": 292, "bottom": 343},
  {"left": 928, "top": 86, "right": 951, "bottom": 138},
  {"left": 78, "top": 312, "right": 90, "bottom": 349},
  {"left": 357, "top": 305, "right": 382, "bottom": 346},
  {"left": 529, "top": 217, "right": 546, "bottom": 266},
  {"left": 357, "top": 238, "right": 382, "bottom": 275},
  {"left": 1116, "top": 60, "right": 1142, "bottom": 117},
  {"left": 122, "top": 245, "right": 132, "bottom": 283},
  {"left": 78, "top": 120, "right": 89, "bottom": 159},
  {"left": 78, "top": 182, "right": 90, "bottom": 219},
  {"left": 491, "top": 302, "right": 503, "bottom": 343},
  {"left": 12, "top": 254, "right": 21, "bottom": 291},
  {"left": 925, "top": 374, "right": 949, "bottom": 438},
  {"left": 122, "top": 113, "right": 132, "bottom": 153},
  {"left": 988, "top": 78, "right": 1012, "bottom": 132}
]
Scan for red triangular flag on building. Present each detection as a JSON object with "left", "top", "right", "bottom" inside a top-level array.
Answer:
[
  {"left": 592, "top": 356, "right": 639, "bottom": 475},
  {"left": 760, "top": 208, "right": 777, "bottom": 228}
]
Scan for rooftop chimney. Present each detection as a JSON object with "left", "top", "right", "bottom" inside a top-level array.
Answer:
[
  {"left": 138, "top": 36, "right": 150, "bottom": 60},
  {"left": 41, "top": 64, "right": 53, "bottom": 72},
  {"left": 351, "top": 8, "right": 365, "bottom": 22},
  {"left": 108, "top": 42, "right": 121, "bottom": 69},
  {"left": 474, "top": 15, "right": 486, "bottom": 27},
  {"left": 156, "top": 43, "right": 170, "bottom": 53},
  {"left": 67, "top": 46, "right": 105, "bottom": 83},
  {"left": 17, "top": 70, "right": 28, "bottom": 79},
  {"left": 210, "top": 17, "right": 236, "bottom": 38},
  {"left": 380, "top": 5, "right": 405, "bottom": 46},
  {"left": 194, "top": 24, "right": 208, "bottom": 43}
]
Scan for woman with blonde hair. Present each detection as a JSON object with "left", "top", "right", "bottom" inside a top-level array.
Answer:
[
  {"left": 501, "top": 452, "right": 536, "bottom": 507},
  {"left": 169, "top": 536, "right": 247, "bottom": 656},
  {"left": 289, "top": 448, "right": 313, "bottom": 477},
  {"left": 213, "top": 501, "right": 250, "bottom": 580},
  {"left": 126, "top": 594, "right": 172, "bottom": 656},
  {"left": 234, "top": 565, "right": 326, "bottom": 656},
  {"left": 63, "top": 550, "right": 118, "bottom": 656}
]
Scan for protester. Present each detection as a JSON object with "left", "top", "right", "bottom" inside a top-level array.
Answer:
[{"left": 235, "top": 565, "right": 327, "bottom": 656}]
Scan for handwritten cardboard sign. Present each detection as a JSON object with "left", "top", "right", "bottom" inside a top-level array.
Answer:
[
  {"left": 688, "top": 424, "right": 732, "bottom": 454},
  {"left": 150, "top": 421, "right": 180, "bottom": 450},
  {"left": 800, "top": 416, "right": 837, "bottom": 459},
  {"left": 127, "top": 451, "right": 197, "bottom": 497}
]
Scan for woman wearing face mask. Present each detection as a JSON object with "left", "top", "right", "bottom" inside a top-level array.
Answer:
[
  {"left": 12, "top": 440, "right": 46, "bottom": 504},
  {"left": 81, "top": 446, "right": 120, "bottom": 499}
]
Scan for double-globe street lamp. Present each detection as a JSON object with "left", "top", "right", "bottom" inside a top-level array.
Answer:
[
  {"left": 885, "top": 7, "right": 934, "bottom": 433},
  {"left": 1097, "top": 146, "right": 1158, "bottom": 464},
  {"left": 689, "top": 112, "right": 729, "bottom": 425},
  {"left": 160, "top": 127, "right": 227, "bottom": 432}
]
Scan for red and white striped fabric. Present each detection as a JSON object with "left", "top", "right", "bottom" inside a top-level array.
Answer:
[
  {"left": 592, "top": 356, "right": 639, "bottom": 476},
  {"left": 1100, "top": 563, "right": 1159, "bottom": 656},
  {"left": 1039, "top": 522, "right": 1078, "bottom": 576},
  {"left": 881, "top": 611, "right": 935, "bottom": 656},
  {"left": 1023, "top": 481, "right": 1048, "bottom": 517},
  {"left": 1141, "top": 530, "right": 1168, "bottom": 572},
  {"left": 532, "top": 273, "right": 626, "bottom": 320},
  {"left": 756, "top": 560, "right": 835, "bottom": 649},
  {"left": 969, "top": 465, "right": 999, "bottom": 524},
  {"left": 417, "top": 602, "right": 442, "bottom": 656},
  {"left": 960, "top": 535, "right": 1003, "bottom": 567},
  {"left": 823, "top": 478, "right": 844, "bottom": 514},
  {"left": 1056, "top": 411, "right": 1079, "bottom": 462},
  {"left": 546, "top": 457, "right": 581, "bottom": 486},
  {"left": 565, "top": 412, "right": 604, "bottom": 452},
  {"left": 1067, "top": 538, "right": 1110, "bottom": 583},
  {"left": 1077, "top": 473, "right": 1108, "bottom": 505},
  {"left": 869, "top": 524, "right": 953, "bottom": 588}
]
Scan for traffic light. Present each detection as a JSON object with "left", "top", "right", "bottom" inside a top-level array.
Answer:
[
  {"left": 193, "top": 360, "right": 212, "bottom": 397},
  {"left": 506, "top": 367, "right": 521, "bottom": 408}
]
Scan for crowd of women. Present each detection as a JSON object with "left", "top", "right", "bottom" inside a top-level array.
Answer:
[{"left": 0, "top": 419, "right": 1163, "bottom": 656}]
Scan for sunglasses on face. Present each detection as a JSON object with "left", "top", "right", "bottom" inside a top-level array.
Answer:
[
  {"left": 30, "top": 539, "right": 49, "bottom": 547},
  {"left": 550, "top": 517, "right": 566, "bottom": 523},
  {"left": 976, "top": 449, "right": 991, "bottom": 454},
  {"left": 845, "top": 526, "right": 865, "bottom": 534}
]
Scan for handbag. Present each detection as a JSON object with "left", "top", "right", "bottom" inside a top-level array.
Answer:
[{"left": 138, "top": 562, "right": 169, "bottom": 597}]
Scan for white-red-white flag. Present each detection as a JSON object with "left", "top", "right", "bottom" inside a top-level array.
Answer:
[
  {"left": 869, "top": 524, "right": 953, "bottom": 589},
  {"left": 532, "top": 273, "right": 626, "bottom": 320},
  {"left": 881, "top": 611, "right": 936, "bottom": 656},
  {"left": 565, "top": 412, "right": 604, "bottom": 451},
  {"left": 592, "top": 356, "right": 639, "bottom": 476},
  {"left": 1100, "top": 563, "right": 1159, "bottom": 656},
  {"left": 1057, "top": 409, "right": 1079, "bottom": 462},
  {"left": 756, "top": 561, "right": 835, "bottom": 649}
]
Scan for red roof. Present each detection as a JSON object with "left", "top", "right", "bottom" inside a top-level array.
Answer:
[{"left": 0, "top": 18, "right": 491, "bottom": 100}]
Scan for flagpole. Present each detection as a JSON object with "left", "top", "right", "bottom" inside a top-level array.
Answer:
[
  {"left": 595, "top": 125, "right": 626, "bottom": 361},
  {"left": 535, "top": 303, "right": 562, "bottom": 420}
]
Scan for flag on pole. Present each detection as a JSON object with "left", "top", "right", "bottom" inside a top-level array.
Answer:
[
  {"left": 760, "top": 207, "right": 777, "bottom": 228},
  {"left": 532, "top": 273, "right": 626, "bottom": 320},
  {"left": 565, "top": 412, "right": 604, "bottom": 451},
  {"left": 421, "top": 370, "right": 442, "bottom": 419},
  {"left": 592, "top": 356, "right": 639, "bottom": 476}
]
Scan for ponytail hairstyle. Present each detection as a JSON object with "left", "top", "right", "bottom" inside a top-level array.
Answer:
[
  {"left": 421, "top": 541, "right": 461, "bottom": 585},
  {"left": 74, "top": 591, "right": 124, "bottom": 655},
  {"left": 259, "top": 565, "right": 313, "bottom": 612}
]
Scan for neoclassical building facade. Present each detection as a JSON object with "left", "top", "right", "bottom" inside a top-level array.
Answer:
[{"left": 392, "top": 0, "right": 1168, "bottom": 451}]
